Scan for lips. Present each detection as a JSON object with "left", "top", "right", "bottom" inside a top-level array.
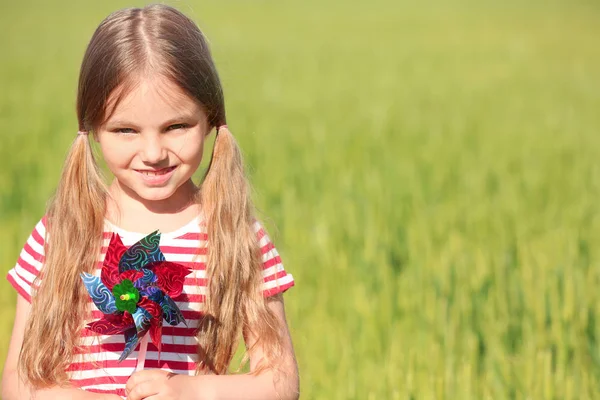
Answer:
[
  {"left": 134, "top": 166, "right": 177, "bottom": 186},
  {"left": 135, "top": 166, "right": 176, "bottom": 176}
]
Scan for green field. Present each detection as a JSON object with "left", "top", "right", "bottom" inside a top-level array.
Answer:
[{"left": 1, "top": 0, "right": 600, "bottom": 398}]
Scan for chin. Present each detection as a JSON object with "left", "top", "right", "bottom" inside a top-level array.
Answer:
[
  {"left": 136, "top": 187, "right": 180, "bottom": 202},
  {"left": 118, "top": 180, "right": 178, "bottom": 202}
]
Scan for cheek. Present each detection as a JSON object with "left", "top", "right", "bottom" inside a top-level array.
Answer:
[
  {"left": 99, "top": 137, "right": 134, "bottom": 169},
  {"left": 176, "top": 136, "right": 205, "bottom": 166}
]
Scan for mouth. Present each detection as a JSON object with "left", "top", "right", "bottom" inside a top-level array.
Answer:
[
  {"left": 134, "top": 166, "right": 177, "bottom": 176},
  {"left": 134, "top": 166, "right": 178, "bottom": 185}
]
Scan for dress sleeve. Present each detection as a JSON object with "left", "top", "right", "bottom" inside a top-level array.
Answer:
[
  {"left": 6, "top": 217, "right": 47, "bottom": 303},
  {"left": 254, "top": 221, "right": 295, "bottom": 297}
]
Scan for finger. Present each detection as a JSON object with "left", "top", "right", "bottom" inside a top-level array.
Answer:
[
  {"left": 126, "top": 370, "right": 161, "bottom": 394},
  {"left": 126, "top": 380, "right": 159, "bottom": 400}
]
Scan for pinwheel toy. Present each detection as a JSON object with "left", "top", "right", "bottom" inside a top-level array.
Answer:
[{"left": 81, "top": 231, "right": 191, "bottom": 370}]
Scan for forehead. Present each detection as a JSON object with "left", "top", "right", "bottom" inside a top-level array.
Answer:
[{"left": 102, "top": 76, "right": 204, "bottom": 126}]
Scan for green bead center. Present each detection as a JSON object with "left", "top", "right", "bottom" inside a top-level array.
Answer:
[{"left": 113, "top": 279, "right": 140, "bottom": 313}]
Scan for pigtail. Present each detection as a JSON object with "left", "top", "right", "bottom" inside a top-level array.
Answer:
[
  {"left": 19, "top": 133, "right": 107, "bottom": 387},
  {"left": 198, "top": 126, "right": 283, "bottom": 374}
]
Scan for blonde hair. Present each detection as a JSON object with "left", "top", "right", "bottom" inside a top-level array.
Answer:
[{"left": 19, "top": 4, "right": 283, "bottom": 386}]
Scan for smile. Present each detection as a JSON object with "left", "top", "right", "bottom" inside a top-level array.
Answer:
[
  {"left": 134, "top": 166, "right": 177, "bottom": 185},
  {"left": 135, "top": 166, "right": 177, "bottom": 176}
]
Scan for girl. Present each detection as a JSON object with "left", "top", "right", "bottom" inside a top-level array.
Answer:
[{"left": 1, "top": 4, "right": 298, "bottom": 400}]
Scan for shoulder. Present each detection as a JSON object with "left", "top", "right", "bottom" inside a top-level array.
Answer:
[
  {"left": 6, "top": 215, "right": 48, "bottom": 303},
  {"left": 252, "top": 219, "right": 295, "bottom": 296}
]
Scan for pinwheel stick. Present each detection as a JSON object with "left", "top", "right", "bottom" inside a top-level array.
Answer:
[{"left": 136, "top": 334, "right": 150, "bottom": 372}]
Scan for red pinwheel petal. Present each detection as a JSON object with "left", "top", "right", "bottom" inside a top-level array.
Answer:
[
  {"left": 87, "top": 315, "right": 134, "bottom": 335},
  {"left": 151, "top": 261, "right": 192, "bottom": 298},
  {"left": 119, "top": 269, "right": 144, "bottom": 283},
  {"left": 100, "top": 264, "right": 120, "bottom": 291},
  {"left": 138, "top": 296, "right": 162, "bottom": 319},
  {"left": 104, "top": 233, "right": 127, "bottom": 269},
  {"left": 102, "top": 234, "right": 127, "bottom": 290},
  {"left": 122, "top": 311, "right": 134, "bottom": 326}
]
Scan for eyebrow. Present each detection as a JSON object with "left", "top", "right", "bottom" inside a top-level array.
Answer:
[{"left": 106, "top": 115, "right": 197, "bottom": 129}]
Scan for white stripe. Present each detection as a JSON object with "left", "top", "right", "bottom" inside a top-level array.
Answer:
[
  {"left": 27, "top": 236, "right": 44, "bottom": 255},
  {"left": 18, "top": 249, "right": 43, "bottom": 271},
  {"left": 262, "top": 274, "right": 294, "bottom": 290},
  {"left": 262, "top": 264, "right": 285, "bottom": 278},
  {"left": 7, "top": 269, "right": 32, "bottom": 296},
  {"left": 13, "top": 263, "right": 36, "bottom": 285},
  {"left": 78, "top": 333, "right": 199, "bottom": 347}
]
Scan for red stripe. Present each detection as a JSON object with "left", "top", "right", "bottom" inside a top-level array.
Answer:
[
  {"left": 23, "top": 242, "right": 44, "bottom": 263},
  {"left": 263, "top": 270, "right": 288, "bottom": 283},
  {"left": 31, "top": 227, "right": 45, "bottom": 247},
  {"left": 75, "top": 342, "right": 197, "bottom": 355},
  {"left": 183, "top": 277, "right": 207, "bottom": 286},
  {"left": 175, "top": 232, "right": 208, "bottom": 240},
  {"left": 263, "top": 255, "right": 282, "bottom": 269},
  {"left": 68, "top": 358, "right": 197, "bottom": 374},
  {"left": 145, "top": 359, "right": 197, "bottom": 370},
  {"left": 15, "top": 258, "right": 38, "bottom": 281},
  {"left": 6, "top": 273, "right": 32, "bottom": 303},
  {"left": 79, "top": 387, "right": 126, "bottom": 397},
  {"left": 90, "top": 262, "right": 206, "bottom": 272},
  {"left": 79, "top": 325, "right": 198, "bottom": 338},
  {"left": 67, "top": 359, "right": 137, "bottom": 371},
  {"left": 263, "top": 279, "right": 295, "bottom": 297},
  {"left": 261, "top": 242, "right": 275, "bottom": 254},
  {"left": 256, "top": 228, "right": 265, "bottom": 241},
  {"left": 174, "top": 293, "right": 205, "bottom": 303}
]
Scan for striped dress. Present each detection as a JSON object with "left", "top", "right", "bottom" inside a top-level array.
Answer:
[{"left": 6, "top": 215, "right": 294, "bottom": 398}]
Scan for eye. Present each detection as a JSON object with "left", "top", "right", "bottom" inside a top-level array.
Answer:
[
  {"left": 113, "top": 128, "right": 137, "bottom": 134},
  {"left": 167, "top": 123, "right": 189, "bottom": 131}
]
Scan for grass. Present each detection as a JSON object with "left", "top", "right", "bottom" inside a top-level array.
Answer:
[{"left": 1, "top": 0, "right": 600, "bottom": 398}]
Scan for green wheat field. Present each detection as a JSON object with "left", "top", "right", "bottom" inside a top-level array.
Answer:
[{"left": 1, "top": 0, "right": 600, "bottom": 398}]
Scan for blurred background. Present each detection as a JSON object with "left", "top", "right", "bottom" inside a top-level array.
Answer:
[{"left": 1, "top": 0, "right": 600, "bottom": 398}]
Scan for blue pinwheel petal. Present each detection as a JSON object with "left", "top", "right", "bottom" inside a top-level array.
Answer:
[
  {"left": 161, "top": 294, "right": 186, "bottom": 326},
  {"left": 133, "top": 269, "right": 158, "bottom": 290},
  {"left": 119, "top": 327, "right": 139, "bottom": 362},
  {"left": 119, "top": 231, "right": 166, "bottom": 273},
  {"left": 132, "top": 306, "right": 152, "bottom": 336},
  {"left": 142, "top": 285, "right": 162, "bottom": 299},
  {"left": 80, "top": 273, "right": 117, "bottom": 314}
]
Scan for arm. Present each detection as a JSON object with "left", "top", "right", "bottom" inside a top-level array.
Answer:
[
  {"left": 200, "top": 293, "right": 299, "bottom": 400},
  {"left": 1, "top": 294, "right": 121, "bottom": 400},
  {"left": 126, "top": 294, "right": 299, "bottom": 400}
]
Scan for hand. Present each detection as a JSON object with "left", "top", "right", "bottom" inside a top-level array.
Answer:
[
  {"left": 125, "top": 370, "right": 201, "bottom": 400},
  {"left": 101, "top": 395, "right": 124, "bottom": 400}
]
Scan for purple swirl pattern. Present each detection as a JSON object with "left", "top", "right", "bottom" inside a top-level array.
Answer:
[
  {"left": 133, "top": 269, "right": 158, "bottom": 290},
  {"left": 81, "top": 272, "right": 117, "bottom": 314}
]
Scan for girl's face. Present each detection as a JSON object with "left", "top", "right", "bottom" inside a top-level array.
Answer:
[{"left": 97, "top": 76, "right": 209, "bottom": 207}]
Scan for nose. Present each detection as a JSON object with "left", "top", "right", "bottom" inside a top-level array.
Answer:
[{"left": 140, "top": 134, "right": 168, "bottom": 165}]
